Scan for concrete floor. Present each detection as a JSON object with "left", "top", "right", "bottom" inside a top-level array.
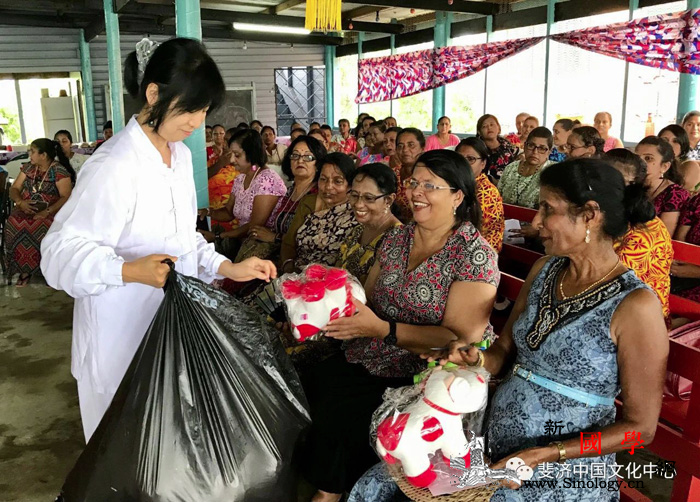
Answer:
[{"left": 0, "top": 279, "right": 674, "bottom": 502}]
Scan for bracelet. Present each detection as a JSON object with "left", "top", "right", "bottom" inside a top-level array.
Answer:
[
  {"left": 549, "top": 441, "right": 567, "bottom": 463},
  {"left": 466, "top": 350, "right": 485, "bottom": 368}
]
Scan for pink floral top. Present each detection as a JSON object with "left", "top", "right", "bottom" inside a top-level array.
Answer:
[
  {"left": 424, "top": 134, "right": 460, "bottom": 151},
  {"left": 344, "top": 222, "right": 500, "bottom": 378},
  {"left": 653, "top": 183, "right": 690, "bottom": 216},
  {"left": 230, "top": 168, "right": 287, "bottom": 226}
]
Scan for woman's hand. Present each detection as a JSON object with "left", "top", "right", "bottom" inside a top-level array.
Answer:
[
  {"left": 122, "top": 254, "right": 178, "bottom": 288},
  {"left": 422, "top": 340, "right": 480, "bottom": 366},
  {"left": 219, "top": 257, "right": 277, "bottom": 282},
  {"left": 33, "top": 209, "right": 50, "bottom": 221},
  {"left": 490, "top": 446, "right": 555, "bottom": 490},
  {"left": 671, "top": 260, "right": 700, "bottom": 278},
  {"left": 323, "top": 298, "right": 388, "bottom": 340},
  {"left": 250, "top": 225, "right": 276, "bottom": 243},
  {"left": 18, "top": 200, "right": 37, "bottom": 214},
  {"left": 198, "top": 229, "right": 216, "bottom": 243}
]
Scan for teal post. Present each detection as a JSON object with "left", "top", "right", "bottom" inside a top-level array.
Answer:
[
  {"left": 483, "top": 15, "right": 493, "bottom": 116},
  {"left": 357, "top": 31, "right": 364, "bottom": 117},
  {"left": 542, "top": 0, "right": 555, "bottom": 126},
  {"left": 79, "top": 29, "right": 98, "bottom": 142},
  {"left": 104, "top": 0, "right": 124, "bottom": 133},
  {"left": 175, "top": 0, "right": 208, "bottom": 209},
  {"left": 325, "top": 45, "right": 335, "bottom": 126},
  {"left": 432, "top": 12, "right": 451, "bottom": 132},
  {"left": 620, "top": 0, "right": 639, "bottom": 141},
  {"left": 678, "top": 0, "right": 700, "bottom": 121}
]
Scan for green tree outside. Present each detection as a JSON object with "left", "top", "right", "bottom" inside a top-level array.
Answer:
[{"left": 0, "top": 107, "right": 21, "bottom": 144}]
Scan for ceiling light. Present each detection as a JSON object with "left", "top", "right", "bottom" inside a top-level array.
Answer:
[{"left": 232, "top": 22, "right": 311, "bottom": 35}]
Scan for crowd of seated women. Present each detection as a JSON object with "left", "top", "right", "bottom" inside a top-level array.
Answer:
[{"left": 183, "top": 109, "right": 700, "bottom": 502}]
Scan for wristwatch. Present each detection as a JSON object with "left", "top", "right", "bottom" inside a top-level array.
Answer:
[{"left": 383, "top": 321, "right": 398, "bottom": 346}]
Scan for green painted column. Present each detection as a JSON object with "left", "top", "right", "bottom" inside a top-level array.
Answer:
[
  {"left": 175, "top": 0, "right": 208, "bottom": 209},
  {"left": 357, "top": 31, "right": 364, "bottom": 117},
  {"left": 103, "top": 0, "right": 124, "bottom": 133},
  {"left": 432, "top": 11, "right": 451, "bottom": 132},
  {"left": 483, "top": 15, "right": 493, "bottom": 116},
  {"left": 325, "top": 45, "right": 335, "bottom": 126},
  {"left": 678, "top": 0, "right": 700, "bottom": 121},
  {"left": 79, "top": 29, "right": 98, "bottom": 142},
  {"left": 542, "top": 0, "right": 555, "bottom": 127}
]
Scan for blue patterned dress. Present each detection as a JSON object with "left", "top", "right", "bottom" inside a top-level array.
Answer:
[
  {"left": 350, "top": 257, "right": 647, "bottom": 502},
  {"left": 488, "top": 257, "right": 647, "bottom": 502}
]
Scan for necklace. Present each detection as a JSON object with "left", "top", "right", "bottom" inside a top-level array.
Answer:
[
  {"left": 32, "top": 164, "right": 52, "bottom": 194},
  {"left": 559, "top": 260, "right": 621, "bottom": 301},
  {"left": 243, "top": 166, "right": 263, "bottom": 190},
  {"left": 274, "top": 181, "right": 314, "bottom": 233},
  {"left": 650, "top": 178, "right": 667, "bottom": 199}
]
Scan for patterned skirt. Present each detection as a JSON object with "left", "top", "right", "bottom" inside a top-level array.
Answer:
[{"left": 4, "top": 210, "right": 53, "bottom": 277}]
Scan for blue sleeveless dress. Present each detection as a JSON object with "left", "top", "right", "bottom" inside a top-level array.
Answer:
[
  {"left": 349, "top": 257, "right": 647, "bottom": 502},
  {"left": 488, "top": 257, "right": 647, "bottom": 502}
]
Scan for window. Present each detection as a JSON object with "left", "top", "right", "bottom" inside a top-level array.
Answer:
[
  {"left": 0, "top": 80, "right": 21, "bottom": 144},
  {"left": 445, "top": 33, "right": 488, "bottom": 134},
  {"left": 275, "top": 66, "right": 325, "bottom": 135},
  {"left": 336, "top": 54, "right": 358, "bottom": 125},
  {"left": 392, "top": 42, "right": 434, "bottom": 131}
]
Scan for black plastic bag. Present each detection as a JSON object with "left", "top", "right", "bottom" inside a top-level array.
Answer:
[{"left": 60, "top": 269, "right": 310, "bottom": 502}]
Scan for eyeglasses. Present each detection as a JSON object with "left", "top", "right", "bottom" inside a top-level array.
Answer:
[
  {"left": 403, "top": 179, "right": 456, "bottom": 192},
  {"left": 463, "top": 156, "right": 484, "bottom": 165},
  {"left": 348, "top": 191, "right": 390, "bottom": 204},
  {"left": 563, "top": 143, "right": 585, "bottom": 153},
  {"left": 290, "top": 153, "right": 315, "bottom": 162},
  {"left": 525, "top": 142, "right": 550, "bottom": 154}
]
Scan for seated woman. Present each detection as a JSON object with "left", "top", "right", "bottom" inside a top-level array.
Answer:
[
  {"left": 424, "top": 115, "right": 460, "bottom": 151},
  {"left": 456, "top": 137, "right": 505, "bottom": 252},
  {"left": 662, "top": 123, "right": 700, "bottom": 194},
  {"left": 304, "top": 150, "right": 499, "bottom": 502},
  {"left": 5, "top": 138, "right": 74, "bottom": 286},
  {"left": 682, "top": 110, "right": 700, "bottom": 160},
  {"left": 338, "top": 163, "right": 401, "bottom": 285},
  {"left": 636, "top": 135, "right": 690, "bottom": 237},
  {"left": 206, "top": 134, "right": 240, "bottom": 232},
  {"left": 54, "top": 130, "right": 89, "bottom": 175},
  {"left": 202, "top": 129, "right": 286, "bottom": 261},
  {"left": 565, "top": 126, "right": 605, "bottom": 159},
  {"left": 518, "top": 116, "right": 539, "bottom": 148},
  {"left": 246, "top": 136, "right": 325, "bottom": 262},
  {"left": 206, "top": 124, "right": 226, "bottom": 164},
  {"left": 354, "top": 159, "right": 668, "bottom": 502},
  {"left": 309, "top": 129, "right": 330, "bottom": 151},
  {"left": 476, "top": 114, "right": 520, "bottom": 180},
  {"left": 594, "top": 111, "right": 624, "bottom": 151},
  {"left": 281, "top": 152, "right": 359, "bottom": 273},
  {"left": 498, "top": 127, "right": 554, "bottom": 209},
  {"left": 669, "top": 192, "right": 700, "bottom": 305},
  {"left": 393, "top": 127, "right": 426, "bottom": 223},
  {"left": 605, "top": 148, "right": 673, "bottom": 323},
  {"left": 550, "top": 118, "right": 574, "bottom": 162},
  {"left": 261, "top": 125, "right": 287, "bottom": 165},
  {"left": 358, "top": 121, "right": 387, "bottom": 166}
]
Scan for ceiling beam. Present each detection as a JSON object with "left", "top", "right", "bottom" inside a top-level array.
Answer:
[
  {"left": 265, "top": 0, "right": 305, "bottom": 14},
  {"left": 355, "top": 0, "right": 499, "bottom": 16},
  {"left": 0, "top": 11, "right": 79, "bottom": 29},
  {"left": 344, "top": 6, "right": 386, "bottom": 20},
  {"left": 114, "top": 0, "right": 137, "bottom": 13},
  {"left": 84, "top": 16, "right": 107, "bottom": 41}
]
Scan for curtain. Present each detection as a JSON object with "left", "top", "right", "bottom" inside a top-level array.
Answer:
[
  {"left": 551, "top": 9, "right": 700, "bottom": 75},
  {"left": 356, "top": 37, "right": 544, "bottom": 104}
]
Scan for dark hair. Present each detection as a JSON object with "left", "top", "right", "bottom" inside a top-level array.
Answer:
[
  {"left": 682, "top": 110, "right": 700, "bottom": 125},
  {"left": 229, "top": 129, "right": 267, "bottom": 167},
  {"left": 603, "top": 148, "right": 647, "bottom": 185},
  {"left": 572, "top": 119, "right": 582, "bottom": 127},
  {"left": 320, "top": 124, "right": 333, "bottom": 132},
  {"left": 212, "top": 124, "right": 225, "bottom": 131},
  {"left": 281, "top": 135, "right": 327, "bottom": 181},
  {"left": 237, "top": 122, "right": 250, "bottom": 129},
  {"left": 291, "top": 127, "right": 306, "bottom": 135},
  {"left": 539, "top": 159, "right": 655, "bottom": 239},
  {"left": 362, "top": 116, "right": 376, "bottom": 124},
  {"left": 476, "top": 114, "right": 501, "bottom": 137},
  {"left": 554, "top": 118, "right": 574, "bottom": 131},
  {"left": 205, "top": 125, "right": 212, "bottom": 130},
  {"left": 571, "top": 126, "right": 605, "bottom": 157},
  {"left": 385, "top": 126, "right": 402, "bottom": 136},
  {"left": 338, "top": 118, "right": 350, "bottom": 126},
  {"left": 124, "top": 38, "right": 225, "bottom": 132},
  {"left": 250, "top": 120, "right": 263, "bottom": 128},
  {"left": 638, "top": 135, "right": 684, "bottom": 185},
  {"left": 32, "top": 138, "right": 76, "bottom": 185},
  {"left": 526, "top": 126, "right": 553, "bottom": 148},
  {"left": 54, "top": 129, "right": 73, "bottom": 143},
  {"left": 320, "top": 152, "right": 355, "bottom": 183},
  {"left": 456, "top": 137, "right": 490, "bottom": 166},
  {"left": 225, "top": 127, "right": 239, "bottom": 139},
  {"left": 103, "top": 121, "right": 112, "bottom": 131},
  {"left": 414, "top": 150, "right": 481, "bottom": 230},
  {"left": 261, "top": 125, "right": 276, "bottom": 135},
  {"left": 310, "top": 121, "right": 321, "bottom": 128},
  {"left": 397, "top": 127, "right": 426, "bottom": 149},
  {"left": 658, "top": 124, "right": 690, "bottom": 159},
  {"left": 353, "top": 162, "right": 398, "bottom": 195},
  {"left": 309, "top": 130, "right": 326, "bottom": 141},
  {"left": 369, "top": 121, "right": 387, "bottom": 133}
]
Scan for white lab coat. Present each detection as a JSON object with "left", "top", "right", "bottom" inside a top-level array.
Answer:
[{"left": 41, "top": 117, "right": 227, "bottom": 440}]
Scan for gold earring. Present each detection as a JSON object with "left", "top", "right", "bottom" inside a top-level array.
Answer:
[
  {"left": 585, "top": 227, "right": 591, "bottom": 244},
  {"left": 453, "top": 207, "right": 457, "bottom": 216}
]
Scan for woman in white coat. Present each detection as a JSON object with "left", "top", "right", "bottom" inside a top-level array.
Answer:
[{"left": 41, "top": 38, "right": 276, "bottom": 442}]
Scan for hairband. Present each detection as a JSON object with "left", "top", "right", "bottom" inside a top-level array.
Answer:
[{"left": 136, "top": 38, "right": 160, "bottom": 85}]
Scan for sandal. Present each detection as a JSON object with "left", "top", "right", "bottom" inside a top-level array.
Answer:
[{"left": 15, "top": 273, "right": 31, "bottom": 287}]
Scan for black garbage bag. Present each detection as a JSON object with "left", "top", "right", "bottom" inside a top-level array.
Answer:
[{"left": 60, "top": 269, "right": 310, "bottom": 502}]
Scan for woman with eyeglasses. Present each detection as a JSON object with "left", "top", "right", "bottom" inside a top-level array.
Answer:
[
  {"left": 280, "top": 152, "right": 359, "bottom": 274},
  {"left": 457, "top": 137, "right": 505, "bottom": 252},
  {"left": 498, "top": 127, "right": 554, "bottom": 210},
  {"left": 337, "top": 163, "right": 401, "bottom": 285},
  {"left": 565, "top": 126, "right": 605, "bottom": 159},
  {"left": 301, "top": 150, "right": 499, "bottom": 502}
]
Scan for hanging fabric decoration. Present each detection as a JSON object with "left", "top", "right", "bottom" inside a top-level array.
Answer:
[
  {"left": 356, "top": 37, "right": 544, "bottom": 104},
  {"left": 305, "top": 0, "right": 342, "bottom": 32},
  {"left": 551, "top": 9, "right": 700, "bottom": 74}
]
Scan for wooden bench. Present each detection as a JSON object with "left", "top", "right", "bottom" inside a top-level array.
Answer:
[{"left": 496, "top": 204, "right": 700, "bottom": 502}]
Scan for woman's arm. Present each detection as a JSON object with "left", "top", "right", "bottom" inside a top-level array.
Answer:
[
  {"left": 675, "top": 224, "right": 690, "bottom": 242},
  {"left": 8, "top": 173, "right": 34, "bottom": 214},
  {"left": 208, "top": 195, "right": 235, "bottom": 223},
  {"left": 34, "top": 178, "right": 72, "bottom": 220},
  {"left": 280, "top": 194, "right": 316, "bottom": 272},
  {"left": 220, "top": 194, "right": 280, "bottom": 239},
  {"left": 207, "top": 151, "right": 230, "bottom": 179},
  {"left": 659, "top": 211, "right": 681, "bottom": 237}
]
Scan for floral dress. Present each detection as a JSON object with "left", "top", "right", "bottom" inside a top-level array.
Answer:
[
  {"left": 498, "top": 160, "right": 554, "bottom": 209},
  {"left": 487, "top": 257, "right": 647, "bottom": 502},
  {"left": 208, "top": 164, "right": 239, "bottom": 231},
  {"left": 230, "top": 168, "right": 287, "bottom": 226},
  {"left": 294, "top": 201, "right": 360, "bottom": 269},
  {"left": 653, "top": 183, "right": 690, "bottom": 217},
  {"left": 476, "top": 173, "right": 505, "bottom": 253},
  {"left": 486, "top": 136, "right": 520, "bottom": 180},
  {"left": 337, "top": 223, "right": 401, "bottom": 285},
  {"left": 675, "top": 193, "right": 700, "bottom": 302},
  {"left": 344, "top": 222, "right": 500, "bottom": 378}
]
